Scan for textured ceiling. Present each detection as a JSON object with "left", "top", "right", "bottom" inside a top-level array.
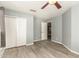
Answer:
[{"left": 0, "top": 1, "right": 79, "bottom": 20}]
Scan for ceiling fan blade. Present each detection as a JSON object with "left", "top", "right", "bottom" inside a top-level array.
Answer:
[
  {"left": 54, "top": 1, "right": 62, "bottom": 9},
  {"left": 41, "top": 2, "right": 49, "bottom": 9}
]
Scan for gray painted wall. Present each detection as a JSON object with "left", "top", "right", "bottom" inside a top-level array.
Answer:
[
  {"left": 71, "top": 5, "right": 79, "bottom": 52},
  {"left": 34, "top": 17, "right": 42, "bottom": 41},
  {"left": 51, "top": 8, "right": 72, "bottom": 50},
  {"left": 27, "top": 15, "right": 34, "bottom": 44},
  {"left": 5, "top": 9, "right": 31, "bottom": 18},
  {"left": 62, "top": 6, "right": 79, "bottom": 53},
  {"left": 62, "top": 9, "right": 71, "bottom": 48},
  {"left": 51, "top": 15, "right": 62, "bottom": 43},
  {"left": 51, "top": 6, "right": 79, "bottom": 53}
]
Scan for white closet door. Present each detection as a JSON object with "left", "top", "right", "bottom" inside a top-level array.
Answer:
[
  {"left": 16, "top": 18, "right": 26, "bottom": 46},
  {"left": 41, "top": 22, "right": 47, "bottom": 40},
  {"left": 5, "top": 16, "right": 17, "bottom": 48}
]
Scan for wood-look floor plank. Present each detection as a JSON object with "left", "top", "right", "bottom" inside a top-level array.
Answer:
[{"left": 2, "top": 40, "right": 79, "bottom": 58}]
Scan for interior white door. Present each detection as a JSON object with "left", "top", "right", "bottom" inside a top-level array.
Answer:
[
  {"left": 16, "top": 18, "right": 26, "bottom": 46},
  {"left": 5, "top": 16, "right": 17, "bottom": 48},
  {"left": 41, "top": 22, "right": 47, "bottom": 40}
]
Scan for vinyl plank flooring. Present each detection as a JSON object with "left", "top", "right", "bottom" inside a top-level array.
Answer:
[{"left": 2, "top": 40, "right": 79, "bottom": 58}]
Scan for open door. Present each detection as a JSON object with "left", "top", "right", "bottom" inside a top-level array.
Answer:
[{"left": 41, "top": 22, "right": 47, "bottom": 40}]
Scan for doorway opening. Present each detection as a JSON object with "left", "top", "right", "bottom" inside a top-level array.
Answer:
[
  {"left": 41, "top": 22, "right": 51, "bottom": 41},
  {"left": 47, "top": 22, "right": 51, "bottom": 41}
]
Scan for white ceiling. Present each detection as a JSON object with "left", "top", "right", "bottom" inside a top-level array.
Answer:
[{"left": 0, "top": 1, "right": 79, "bottom": 20}]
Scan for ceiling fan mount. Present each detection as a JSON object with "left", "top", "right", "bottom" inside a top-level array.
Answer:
[{"left": 41, "top": 1, "right": 62, "bottom": 9}]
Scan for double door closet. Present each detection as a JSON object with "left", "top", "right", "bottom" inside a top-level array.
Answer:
[{"left": 5, "top": 16, "right": 27, "bottom": 48}]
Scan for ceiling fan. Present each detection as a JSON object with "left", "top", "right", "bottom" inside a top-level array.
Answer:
[{"left": 41, "top": 0, "right": 62, "bottom": 9}]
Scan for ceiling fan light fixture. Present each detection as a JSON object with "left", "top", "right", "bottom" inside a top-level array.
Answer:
[{"left": 48, "top": 0, "right": 56, "bottom": 4}]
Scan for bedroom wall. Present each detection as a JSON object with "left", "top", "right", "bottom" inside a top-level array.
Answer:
[
  {"left": 51, "top": 15, "right": 62, "bottom": 43},
  {"left": 51, "top": 6, "right": 79, "bottom": 53},
  {"left": 71, "top": 5, "right": 79, "bottom": 52},
  {"left": 62, "top": 8, "right": 71, "bottom": 48},
  {"left": 34, "top": 17, "right": 42, "bottom": 41}
]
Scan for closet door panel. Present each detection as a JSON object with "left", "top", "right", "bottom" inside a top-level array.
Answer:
[
  {"left": 16, "top": 18, "right": 26, "bottom": 46},
  {"left": 5, "top": 16, "right": 17, "bottom": 48}
]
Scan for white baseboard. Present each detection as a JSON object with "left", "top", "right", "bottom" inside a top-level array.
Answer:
[
  {"left": 34, "top": 39, "right": 41, "bottom": 42},
  {"left": 62, "top": 44, "right": 79, "bottom": 55},
  {"left": 51, "top": 40, "right": 62, "bottom": 44},
  {"left": 51, "top": 40, "right": 79, "bottom": 55},
  {"left": 0, "top": 48, "right": 5, "bottom": 58},
  {"left": 26, "top": 43, "right": 34, "bottom": 46},
  {"left": 34, "top": 39, "right": 47, "bottom": 42}
]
